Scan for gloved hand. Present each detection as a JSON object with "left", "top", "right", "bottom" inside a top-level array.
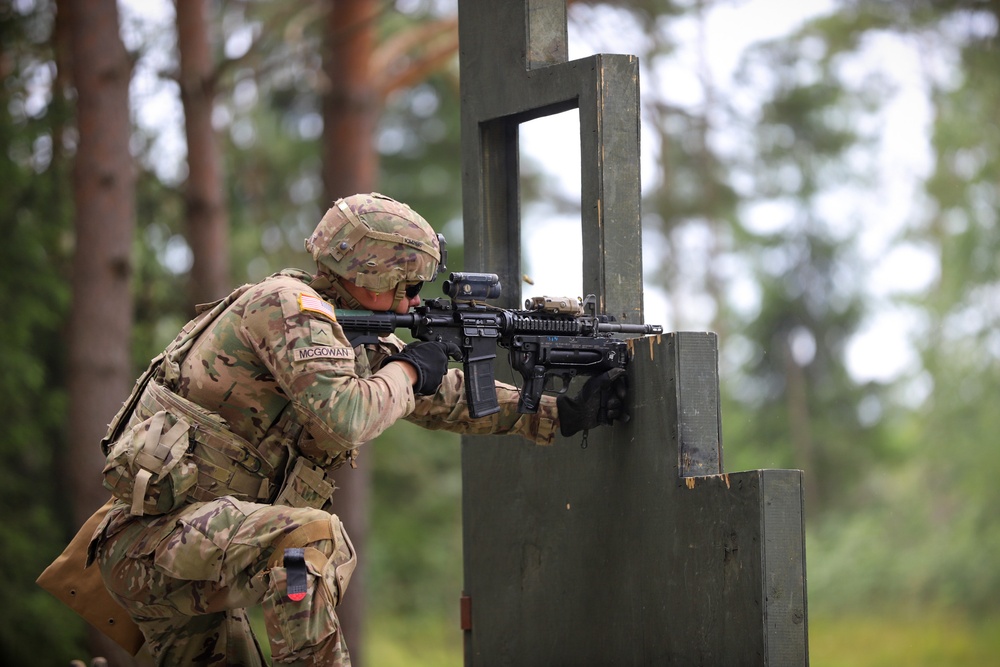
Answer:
[
  {"left": 556, "top": 368, "right": 629, "bottom": 437},
  {"left": 387, "top": 340, "right": 462, "bottom": 396}
]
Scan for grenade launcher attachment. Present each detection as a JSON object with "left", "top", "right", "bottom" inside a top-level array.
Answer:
[{"left": 334, "top": 272, "right": 664, "bottom": 419}]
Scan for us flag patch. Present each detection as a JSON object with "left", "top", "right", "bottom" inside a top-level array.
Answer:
[{"left": 298, "top": 293, "right": 337, "bottom": 322}]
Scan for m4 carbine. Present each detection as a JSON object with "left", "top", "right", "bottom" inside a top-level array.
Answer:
[{"left": 335, "top": 272, "right": 663, "bottom": 419}]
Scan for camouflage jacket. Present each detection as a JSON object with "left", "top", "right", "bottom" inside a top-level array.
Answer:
[{"left": 170, "top": 269, "right": 557, "bottom": 478}]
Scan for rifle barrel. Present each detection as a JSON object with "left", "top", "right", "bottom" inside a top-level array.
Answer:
[{"left": 595, "top": 322, "right": 664, "bottom": 335}]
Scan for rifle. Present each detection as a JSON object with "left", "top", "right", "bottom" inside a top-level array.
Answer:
[{"left": 335, "top": 272, "right": 663, "bottom": 419}]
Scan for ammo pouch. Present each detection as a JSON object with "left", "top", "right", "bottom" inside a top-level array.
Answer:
[
  {"left": 102, "top": 380, "right": 273, "bottom": 516},
  {"left": 273, "top": 457, "right": 337, "bottom": 510}
]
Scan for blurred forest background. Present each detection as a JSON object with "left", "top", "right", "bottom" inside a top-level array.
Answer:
[{"left": 3, "top": 0, "right": 1000, "bottom": 665}]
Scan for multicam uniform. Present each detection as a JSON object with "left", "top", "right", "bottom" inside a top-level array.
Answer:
[{"left": 88, "top": 197, "right": 559, "bottom": 666}]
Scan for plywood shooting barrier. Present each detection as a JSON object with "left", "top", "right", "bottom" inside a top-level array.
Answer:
[{"left": 457, "top": 1, "right": 809, "bottom": 665}]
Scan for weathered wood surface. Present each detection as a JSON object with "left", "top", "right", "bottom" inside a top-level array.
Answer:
[
  {"left": 457, "top": 2, "right": 808, "bottom": 665},
  {"left": 458, "top": 0, "right": 642, "bottom": 319}
]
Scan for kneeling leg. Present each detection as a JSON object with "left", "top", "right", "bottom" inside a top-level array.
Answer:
[{"left": 261, "top": 513, "right": 356, "bottom": 667}]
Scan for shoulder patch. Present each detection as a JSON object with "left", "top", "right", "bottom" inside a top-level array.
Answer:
[
  {"left": 293, "top": 346, "right": 355, "bottom": 363},
  {"left": 310, "top": 320, "right": 336, "bottom": 346},
  {"left": 299, "top": 293, "right": 337, "bottom": 322}
]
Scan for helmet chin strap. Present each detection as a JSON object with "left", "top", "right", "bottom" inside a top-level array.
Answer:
[
  {"left": 337, "top": 283, "right": 367, "bottom": 310},
  {"left": 308, "top": 271, "right": 363, "bottom": 310},
  {"left": 323, "top": 278, "right": 365, "bottom": 311},
  {"left": 389, "top": 281, "right": 408, "bottom": 311}
]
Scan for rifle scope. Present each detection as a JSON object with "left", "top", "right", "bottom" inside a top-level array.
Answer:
[{"left": 442, "top": 272, "right": 502, "bottom": 301}]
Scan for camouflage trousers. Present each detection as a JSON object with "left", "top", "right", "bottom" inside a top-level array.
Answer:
[{"left": 92, "top": 497, "right": 357, "bottom": 666}]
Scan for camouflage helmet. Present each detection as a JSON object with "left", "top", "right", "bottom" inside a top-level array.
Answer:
[{"left": 306, "top": 193, "right": 442, "bottom": 292}]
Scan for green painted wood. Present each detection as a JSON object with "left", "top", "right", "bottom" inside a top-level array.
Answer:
[
  {"left": 457, "top": 2, "right": 808, "bottom": 665},
  {"left": 459, "top": 0, "right": 642, "bottom": 318}
]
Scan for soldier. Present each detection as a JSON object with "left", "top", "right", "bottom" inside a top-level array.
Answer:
[{"left": 65, "top": 193, "right": 623, "bottom": 666}]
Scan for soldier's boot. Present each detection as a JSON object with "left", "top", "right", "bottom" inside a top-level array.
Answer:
[{"left": 262, "top": 513, "right": 357, "bottom": 667}]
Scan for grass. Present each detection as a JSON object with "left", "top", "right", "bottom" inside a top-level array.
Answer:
[
  {"left": 365, "top": 609, "right": 1000, "bottom": 667},
  {"left": 809, "top": 609, "right": 1000, "bottom": 667},
  {"left": 255, "top": 606, "right": 1000, "bottom": 666},
  {"left": 365, "top": 613, "right": 462, "bottom": 667}
]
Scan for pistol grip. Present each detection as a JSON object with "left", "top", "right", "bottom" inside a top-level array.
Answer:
[{"left": 516, "top": 366, "right": 546, "bottom": 414}]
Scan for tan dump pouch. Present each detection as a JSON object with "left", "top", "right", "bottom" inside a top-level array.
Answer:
[
  {"left": 102, "top": 409, "right": 200, "bottom": 516},
  {"left": 36, "top": 498, "right": 145, "bottom": 655}
]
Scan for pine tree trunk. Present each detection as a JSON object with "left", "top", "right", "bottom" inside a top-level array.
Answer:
[
  {"left": 322, "top": 1, "right": 379, "bottom": 664},
  {"left": 323, "top": 0, "right": 378, "bottom": 201},
  {"left": 65, "top": 0, "right": 137, "bottom": 664},
  {"left": 177, "top": 0, "right": 229, "bottom": 308},
  {"left": 783, "top": 336, "right": 819, "bottom": 516}
]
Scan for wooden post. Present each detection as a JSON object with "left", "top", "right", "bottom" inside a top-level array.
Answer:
[{"left": 458, "top": 1, "right": 808, "bottom": 665}]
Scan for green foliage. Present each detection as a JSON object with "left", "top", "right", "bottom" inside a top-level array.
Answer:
[
  {"left": 920, "top": 25, "right": 1000, "bottom": 313},
  {"left": 680, "top": 5, "right": 894, "bottom": 516},
  {"left": 221, "top": 82, "right": 323, "bottom": 284},
  {"left": 369, "top": 421, "right": 463, "bottom": 617},
  {"left": 0, "top": 0, "right": 87, "bottom": 662},
  {"left": 131, "top": 165, "right": 192, "bottom": 361},
  {"left": 728, "top": 0, "right": 1000, "bottom": 613},
  {"left": 378, "top": 73, "right": 466, "bottom": 273}
]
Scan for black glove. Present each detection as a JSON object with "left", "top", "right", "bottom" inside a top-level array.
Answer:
[
  {"left": 556, "top": 368, "right": 628, "bottom": 437},
  {"left": 387, "top": 340, "right": 462, "bottom": 396}
]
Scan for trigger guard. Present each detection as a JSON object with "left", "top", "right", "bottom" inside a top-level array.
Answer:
[{"left": 547, "top": 371, "right": 576, "bottom": 395}]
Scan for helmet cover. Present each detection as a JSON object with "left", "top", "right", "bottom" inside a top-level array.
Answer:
[{"left": 306, "top": 193, "right": 441, "bottom": 292}]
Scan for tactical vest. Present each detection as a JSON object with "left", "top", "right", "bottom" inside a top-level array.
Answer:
[{"left": 101, "top": 272, "right": 351, "bottom": 517}]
